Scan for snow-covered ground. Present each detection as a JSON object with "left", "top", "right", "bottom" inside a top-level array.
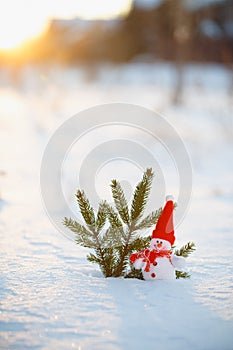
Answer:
[{"left": 0, "top": 62, "right": 233, "bottom": 349}]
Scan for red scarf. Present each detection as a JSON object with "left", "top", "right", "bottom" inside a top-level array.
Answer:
[{"left": 130, "top": 249, "right": 172, "bottom": 272}]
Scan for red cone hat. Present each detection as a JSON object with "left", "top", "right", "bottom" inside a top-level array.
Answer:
[{"left": 151, "top": 195, "right": 175, "bottom": 246}]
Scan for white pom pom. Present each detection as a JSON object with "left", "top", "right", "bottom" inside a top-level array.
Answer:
[{"left": 166, "top": 195, "right": 174, "bottom": 202}]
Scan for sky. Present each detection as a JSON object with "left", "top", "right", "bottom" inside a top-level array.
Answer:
[{"left": 0, "top": 0, "right": 133, "bottom": 50}]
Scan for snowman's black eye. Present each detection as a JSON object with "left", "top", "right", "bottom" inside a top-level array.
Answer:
[
  {"left": 156, "top": 240, "right": 159, "bottom": 243},
  {"left": 160, "top": 241, "right": 163, "bottom": 244}
]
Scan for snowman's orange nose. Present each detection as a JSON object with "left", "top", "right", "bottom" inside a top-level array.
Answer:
[{"left": 157, "top": 242, "right": 162, "bottom": 248}]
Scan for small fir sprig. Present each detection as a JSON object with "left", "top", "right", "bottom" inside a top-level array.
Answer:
[
  {"left": 175, "top": 271, "right": 191, "bottom": 279},
  {"left": 174, "top": 242, "right": 196, "bottom": 258},
  {"left": 174, "top": 242, "right": 196, "bottom": 279},
  {"left": 64, "top": 191, "right": 115, "bottom": 277},
  {"left": 107, "top": 168, "right": 161, "bottom": 277},
  {"left": 63, "top": 168, "right": 162, "bottom": 278}
]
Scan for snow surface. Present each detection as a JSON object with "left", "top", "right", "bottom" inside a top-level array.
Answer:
[{"left": 0, "top": 62, "right": 233, "bottom": 349}]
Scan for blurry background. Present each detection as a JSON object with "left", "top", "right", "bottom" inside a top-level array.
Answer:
[
  {"left": 0, "top": 0, "right": 233, "bottom": 204},
  {"left": 1, "top": 0, "right": 233, "bottom": 65},
  {"left": 0, "top": 0, "right": 233, "bottom": 107}
]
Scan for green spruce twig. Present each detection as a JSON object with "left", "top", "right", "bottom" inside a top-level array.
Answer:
[
  {"left": 111, "top": 180, "right": 130, "bottom": 225},
  {"left": 174, "top": 242, "right": 196, "bottom": 258},
  {"left": 135, "top": 209, "right": 162, "bottom": 230},
  {"left": 173, "top": 242, "right": 196, "bottom": 279},
  {"left": 130, "top": 168, "right": 154, "bottom": 223},
  {"left": 75, "top": 190, "right": 95, "bottom": 230},
  {"left": 175, "top": 270, "right": 190, "bottom": 279},
  {"left": 124, "top": 268, "right": 144, "bottom": 280},
  {"left": 64, "top": 195, "right": 115, "bottom": 277},
  {"left": 108, "top": 168, "right": 158, "bottom": 277}
]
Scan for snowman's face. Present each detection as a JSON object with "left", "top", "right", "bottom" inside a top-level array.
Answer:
[{"left": 150, "top": 238, "right": 171, "bottom": 251}]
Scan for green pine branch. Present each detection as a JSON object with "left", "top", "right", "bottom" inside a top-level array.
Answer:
[
  {"left": 75, "top": 190, "right": 95, "bottom": 230},
  {"left": 106, "top": 205, "right": 124, "bottom": 230},
  {"left": 108, "top": 168, "right": 155, "bottom": 277},
  {"left": 125, "top": 267, "right": 144, "bottom": 280},
  {"left": 128, "top": 236, "right": 151, "bottom": 252},
  {"left": 112, "top": 230, "right": 133, "bottom": 277},
  {"left": 101, "top": 227, "right": 123, "bottom": 250},
  {"left": 64, "top": 196, "right": 116, "bottom": 277},
  {"left": 110, "top": 180, "right": 130, "bottom": 225},
  {"left": 174, "top": 242, "right": 196, "bottom": 258},
  {"left": 176, "top": 270, "right": 190, "bottom": 279},
  {"left": 63, "top": 217, "right": 95, "bottom": 248},
  {"left": 86, "top": 247, "right": 115, "bottom": 277},
  {"left": 96, "top": 200, "right": 108, "bottom": 232},
  {"left": 173, "top": 242, "right": 195, "bottom": 279},
  {"left": 130, "top": 168, "right": 154, "bottom": 223},
  {"left": 135, "top": 208, "right": 162, "bottom": 230}
]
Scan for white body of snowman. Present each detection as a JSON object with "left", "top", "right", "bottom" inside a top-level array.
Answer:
[
  {"left": 130, "top": 196, "right": 185, "bottom": 281},
  {"left": 132, "top": 238, "right": 185, "bottom": 280}
]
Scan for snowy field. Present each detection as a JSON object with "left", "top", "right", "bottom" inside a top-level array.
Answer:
[{"left": 0, "top": 62, "right": 233, "bottom": 349}]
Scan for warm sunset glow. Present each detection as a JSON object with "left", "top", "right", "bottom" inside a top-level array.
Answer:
[
  {"left": 0, "top": 27, "right": 46, "bottom": 50},
  {"left": 0, "top": 0, "right": 132, "bottom": 50},
  {"left": 0, "top": 1, "right": 47, "bottom": 50}
]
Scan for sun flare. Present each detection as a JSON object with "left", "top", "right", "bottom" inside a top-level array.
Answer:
[
  {"left": 0, "top": 1, "right": 47, "bottom": 50},
  {"left": 0, "top": 0, "right": 132, "bottom": 50},
  {"left": 0, "top": 19, "right": 47, "bottom": 50}
]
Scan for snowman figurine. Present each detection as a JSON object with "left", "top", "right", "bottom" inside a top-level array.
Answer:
[{"left": 130, "top": 195, "right": 185, "bottom": 280}]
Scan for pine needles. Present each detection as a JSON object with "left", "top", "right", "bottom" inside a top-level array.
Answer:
[
  {"left": 64, "top": 196, "right": 114, "bottom": 277},
  {"left": 63, "top": 168, "right": 195, "bottom": 280},
  {"left": 106, "top": 168, "right": 158, "bottom": 277},
  {"left": 63, "top": 168, "right": 161, "bottom": 278},
  {"left": 174, "top": 242, "right": 196, "bottom": 258},
  {"left": 130, "top": 168, "right": 154, "bottom": 222},
  {"left": 174, "top": 242, "right": 196, "bottom": 279},
  {"left": 111, "top": 180, "right": 130, "bottom": 225},
  {"left": 175, "top": 271, "right": 191, "bottom": 279}
]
